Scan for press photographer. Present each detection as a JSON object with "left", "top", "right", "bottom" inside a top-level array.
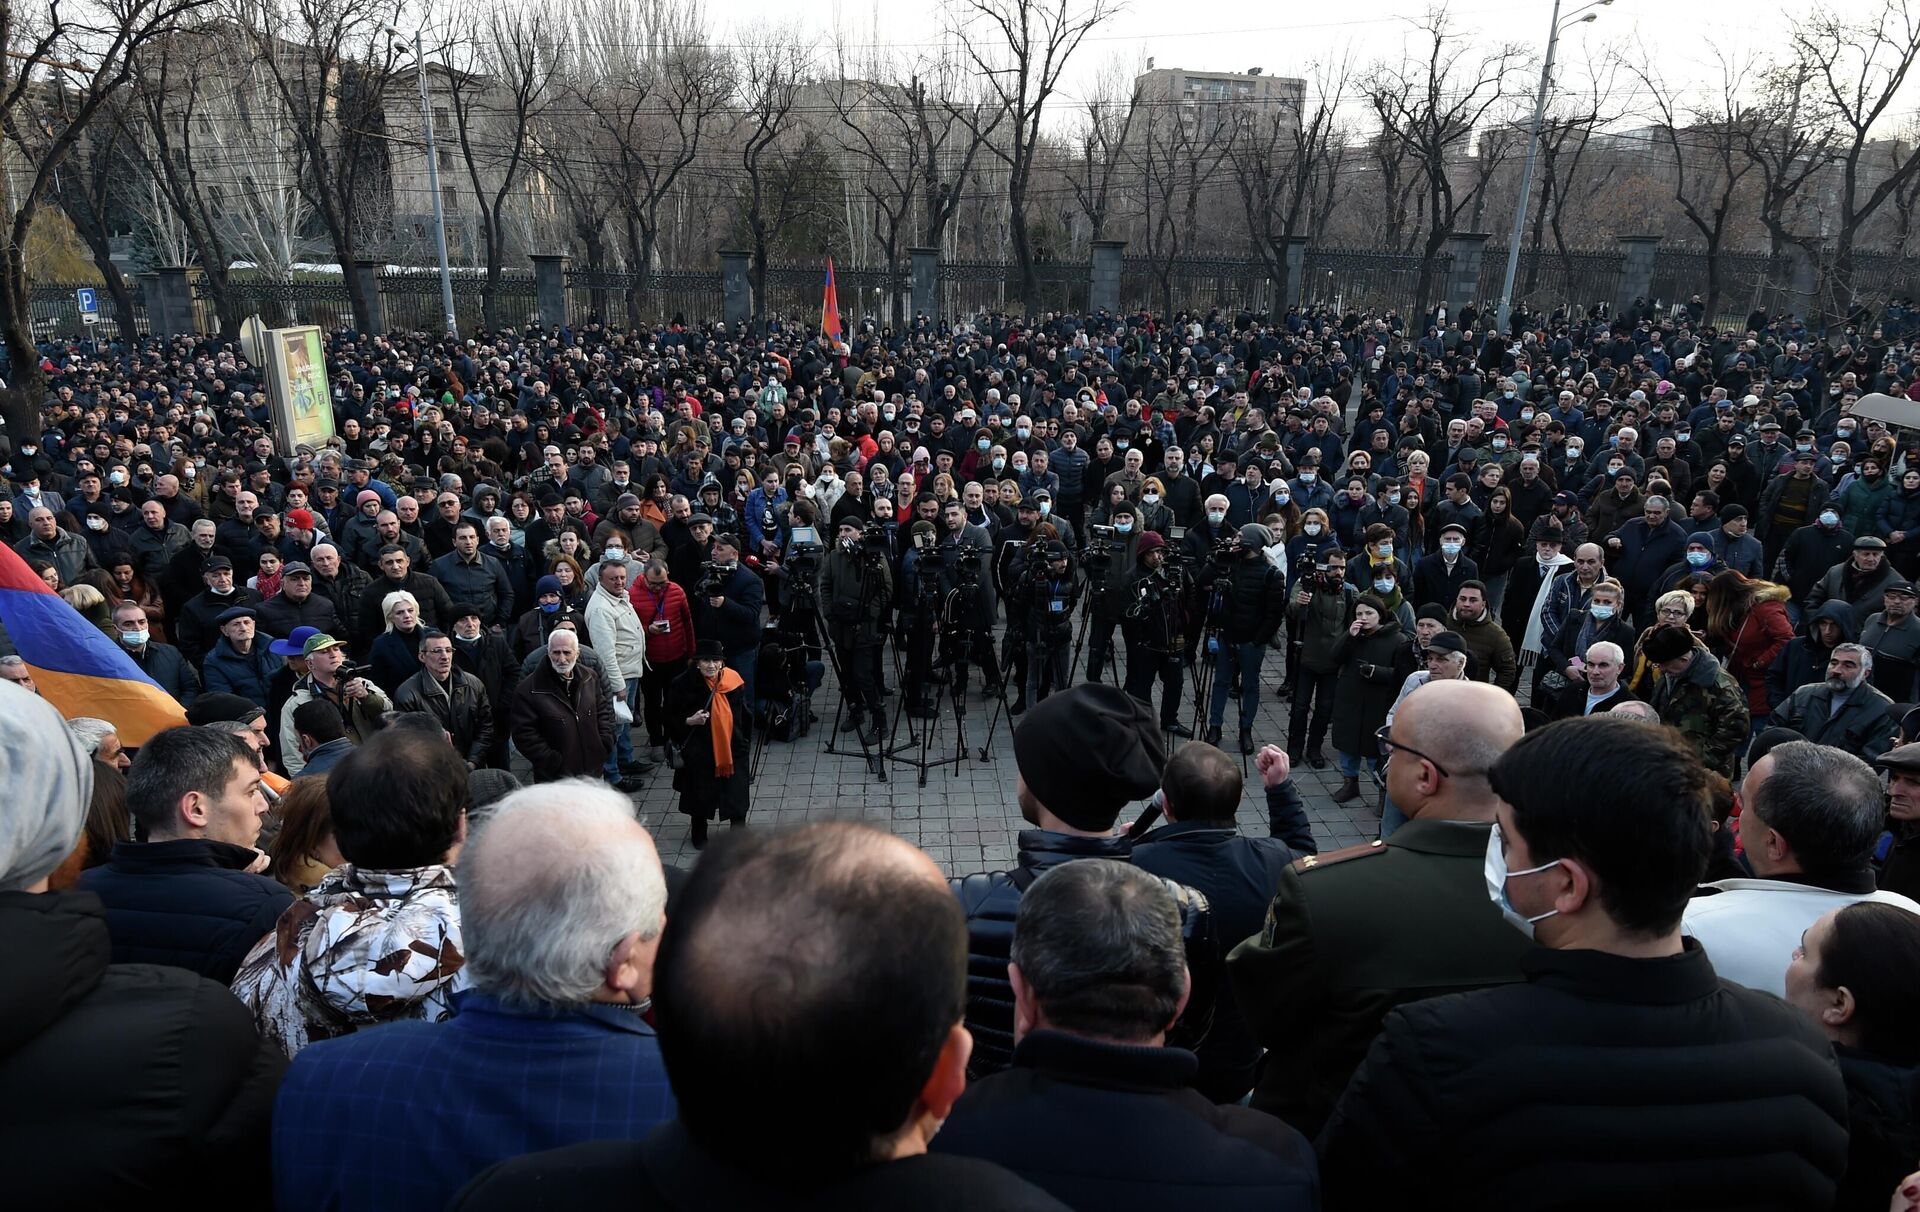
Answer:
[
  {"left": 934, "top": 499, "right": 1000, "bottom": 699},
  {"left": 1200, "top": 523, "right": 1291, "bottom": 753},
  {"left": 1122, "top": 531, "right": 1190, "bottom": 735},
  {"left": 691, "top": 532, "right": 765, "bottom": 704},
  {"left": 1084, "top": 501, "right": 1145, "bottom": 684},
  {"left": 1009, "top": 538, "right": 1081, "bottom": 709},
  {"left": 818, "top": 518, "right": 893, "bottom": 744}
]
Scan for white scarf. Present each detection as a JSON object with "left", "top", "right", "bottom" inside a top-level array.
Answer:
[{"left": 1521, "top": 554, "right": 1575, "bottom": 660}]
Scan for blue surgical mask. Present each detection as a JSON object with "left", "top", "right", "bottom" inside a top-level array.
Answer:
[
  {"left": 1039, "top": 502, "right": 1051, "bottom": 516},
  {"left": 1207, "top": 510, "right": 1226, "bottom": 525},
  {"left": 1300, "top": 471, "right": 1316, "bottom": 483},
  {"left": 1484, "top": 821, "right": 1562, "bottom": 940},
  {"left": 118, "top": 628, "right": 149, "bottom": 648},
  {"left": 978, "top": 438, "right": 991, "bottom": 451},
  {"left": 1677, "top": 432, "right": 1691, "bottom": 442},
  {"left": 1373, "top": 577, "right": 1395, "bottom": 593},
  {"left": 1819, "top": 510, "right": 1840, "bottom": 527},
  {"left": 1687, "top": 550, "right": 1712, "bottom": 568},
  {"left": 1273, "top": 492, "right": 1290, "bottom": 506},
  {"left": 1441, "top": 541, "right": 1462, "bottom": 557},
  {"left": 540, "top": 600, "right": 562, "bottom": 613},
  {"left": 1016, "top": 427, "right": 1030, "bottom": 439},
  {"left": 1589, "top": 604, "right": 1614, "bottom": 621},
  {"left": 1114, "top": 521, "right": 1133, "bottom": 534}
]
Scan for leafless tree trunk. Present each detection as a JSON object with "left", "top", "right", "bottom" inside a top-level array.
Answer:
[
  {"left": 229, "top": 0, "right": 407, "bottom": 334},
  {"left": 1789, "top": 0, "right": 1920, "bottom": 327},
  {"left": 951, "top": 0, "right": 1117, "bottom": 312},
  {"left": 0, "top": 0, "right": 215, "bottom": 392},
  {"left": 443, "top": 5, "right": 557, "bottom": 332},
  {"left": 733, "top": 32, "right": 815, "bottom": 334},
  {"left": 564, "top": 0, "right": 725, "bottom": 329},
  {"left": 1366, "top": 10, "right": 1524, "bottom": 313},
  {"left": 1224, "top": 60, "right": 1348, "bottom": 311},
  {"left": 50, "top": 97, "right": 141, "bottom": 333},
  {"left": 1628, "top": 52, "right": 1759, "bottom": 324},
  {"left": 1067, "top": 55, "right": 1139, "bottom": 246}
]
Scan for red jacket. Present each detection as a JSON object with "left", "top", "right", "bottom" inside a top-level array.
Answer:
[
  {"left": 628, "top": 578, "right": 696, "bottom": 664},
  {"left": 1724, "top": 592, "right": 1794, "bottom": 716}
]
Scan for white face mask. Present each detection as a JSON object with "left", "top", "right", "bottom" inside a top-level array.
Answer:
[
  {"left": 1484, "top": 821, "right": 1562, "bottom": 940},
  {"left": 1304, "top": 523, "right": 1323, "bottom": 536}
]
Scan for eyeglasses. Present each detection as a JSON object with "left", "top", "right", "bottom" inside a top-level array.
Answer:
[{"left": 1376, "top": 724, "right": 1480, "bottom": 781}]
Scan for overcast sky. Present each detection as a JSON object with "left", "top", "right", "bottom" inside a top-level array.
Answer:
[{"left": 727, "top": 0, "right": 1916, "bottom": 135}]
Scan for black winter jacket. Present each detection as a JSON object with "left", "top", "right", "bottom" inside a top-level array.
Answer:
[
  {"left": 0, "top": 891, "right": 284, "bottom": 1207},
  {"left": 256, "top": 588, "right": 341, "bottom": 641},
  {"left": 510, "top": 658, "right": 615, "bottom": 782},
  {"left": 126, "top": 639, "right": 201, "bottom": 708},
  {"left": 1206, "top": 554, "right": 1289, "bottom": 645},
  {"left": 73, "top": 838, "right": 293, "bottom": 984},
  {"left": 952, "top": 830, "right": 1219, "bottom": 1082},
  {"left": 935, "top": 1031, "right": 1318, "bottom": 1212},
  {"left": 1317, "top": 941, "right": 1849, "bottom": 1210}
]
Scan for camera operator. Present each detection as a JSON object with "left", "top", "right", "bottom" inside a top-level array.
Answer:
[
  {"left": 1286, "top": 546, "right": 1357, "bottom": 768},
  {"left": 934, "top": 499, "right": 1002, "bottom": 697},
  {"left": 1010, "top": 538, "right": 1080, "bottom": 709},
  {"left": 899, "top": 519, "right": 943, "bottom": 720},
  {"left": 1200, "top": 523, "right": 1291, "bottom": 754},
  {"left": 1085, "top": 500, "right": 1145, "bottom": 684},
  {"left": 691, "top": 532, "right": 765, "bottom": 704},
  {"left": 818, "top": 518, "right": 893, "bottom": 743},
  {"left": 1122, "top": 531, "right": 1191, "bottom": 735}
]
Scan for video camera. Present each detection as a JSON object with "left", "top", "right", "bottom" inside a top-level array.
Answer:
[
  {"left": 698, "top": 560, "right": 731, "bottom": 599},
  {"left": 1084, "top": 523, "right": 1117, "bottom": 576}
]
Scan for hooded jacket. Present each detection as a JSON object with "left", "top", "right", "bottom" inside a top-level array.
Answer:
[{"left": 231, "top": 864, "right": 466, "bottom": 1058}]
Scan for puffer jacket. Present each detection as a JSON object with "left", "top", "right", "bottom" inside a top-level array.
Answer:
[
  {"left": 201, "top": 637, "right": 283, "bottom": 707},
  {"left": 1718, "top": 587, "right": 1794, "bottom": 716},
  {"left": 230, "top": 864, "right": 466, "bottom": 1058},
  {"left": 393, "top": 668, "right": 494, "bottom": 766},
  {"left": 0, "top": 890, "right": 285, "bottom": 1207},
  {"left": 952, "top": 831, "right": 1219, "bottom": 1084},
  {"left": 73, "top": 838, "right": 293, "bottom": 985}
]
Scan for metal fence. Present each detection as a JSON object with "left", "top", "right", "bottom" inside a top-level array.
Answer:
[
  {"left": 1301, "top": 247, "right": 1439, "bottom": 318},
  {"left": 27, "top": 285, "right": 148, "bottom": 342},
  {"left": 1120, "top": 256, "right": 1277, "bottom": 316},
  {"left": 566, "top": 268, "right": 725, "bottom": 328},
  {"left": 1644, "top": 249, "right": 1791, "bottom": 330},
  {"left": 1475, "top": 247, "right": 1625, "bottom": 320}
]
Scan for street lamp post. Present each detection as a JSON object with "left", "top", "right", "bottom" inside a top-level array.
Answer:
[
  {"left": 387, "top": 25, "right": 457, "bottom": 338},
  {"left": 1494, "top": 0, "right": 1608, "bottom": 336}
]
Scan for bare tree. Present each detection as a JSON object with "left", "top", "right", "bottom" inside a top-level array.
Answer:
[
  {"left": 441, "top": 4, "right": 558, "bottom": 330},
  {"left": 0, "top": 0, "right": 215, "bottom": 394},
  {"left": 1066, "top": 54, "right": 1138, "bottom": 246},
  {"left": 1738, "top": 59, "right": 1837, "bottom": 264},
  {"left": 950, "top": 0, "right": 1119, "bottom": 310},
  {"left": 1629, "top": 52, "right": 1759, "bottom": 324},
  {"left": 1223, "top": 61, "right": 1348, "bottom": 311},
  {"left": 50, "top": 96, "right": 141, "bottom": 332},
  {"left": 1789, "top": 0, "right": 1920, "bottom": 324},
  {"left": 823, "top": 46, "right": 926, "bottom": 325},
  {"left": 1366, "top": 9, "right": 1525, "bottom": 315},
  {"left": 228, "top": 0, "right": 406, "bottom": 333},
  {"left": 731, "top": 32, "right": 818, "bottom": 333},
  {"left": 1516, "top": 48, "right": 1624, "bottom": 301},
  {"left": 566, "top": 0, "right": 726, "bottom": 328}
]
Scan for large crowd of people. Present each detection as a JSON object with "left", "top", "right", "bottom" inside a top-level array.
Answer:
[{"left": 8, "top": 295, "right": 1920, "bottom": 1207}]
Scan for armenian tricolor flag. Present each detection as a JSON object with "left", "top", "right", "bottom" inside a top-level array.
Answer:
[
  {"left": 0, "top": 542, "right": 187, "bottom": 745},
  {"left": 821, "top": 257, "right": 842, "bottom": 343}
]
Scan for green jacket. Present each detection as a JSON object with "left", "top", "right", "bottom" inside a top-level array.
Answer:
[
  {"left": 1838, "top": 473, "right": 1891, "bottom": 539},
  {"left": 1288, "top": 578, "right": 1357, "bottom": 673},
  {"left": 1227, "top": 818, "right": 1534, "bottom": 1140},
  {"left": 1651, "top": 647, "right": 1750, "bottom": 776}
]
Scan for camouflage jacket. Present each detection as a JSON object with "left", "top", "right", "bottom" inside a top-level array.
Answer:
[
  {"left": 1652, "top": 648, "right": 1750, "bottom": 777},
  {"left": 232, "top": 863, "right": 466, "bottom": 1058}
]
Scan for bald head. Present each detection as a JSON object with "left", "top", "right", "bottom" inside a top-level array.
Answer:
[
  {"left": 654, "top": 823, "right": 964, "bottom": 1182},
  {"left": 460, "top": 779, "right": 665, "bottom": 1008},
  {"left": 1391, "top": 680, "right": 1525, "bottom": 821}
]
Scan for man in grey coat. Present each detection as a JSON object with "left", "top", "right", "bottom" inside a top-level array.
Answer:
[{"left": 1770, "top": 642, "right": 1899, "bottom": 762}]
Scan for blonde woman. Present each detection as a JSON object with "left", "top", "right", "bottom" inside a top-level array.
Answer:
[{"left": 369, "top": 590, "right": 424, "bottom": 693}]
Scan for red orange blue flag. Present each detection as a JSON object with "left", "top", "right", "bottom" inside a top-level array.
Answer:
[
  {"left": 822, "top": 258, "right": 842, "bottom": 343},
  {"left": 0, "top": 541, "right": 187, "bottom": 745}
]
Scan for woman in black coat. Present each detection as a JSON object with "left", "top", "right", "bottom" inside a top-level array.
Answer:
[
  {"left": 666, "top": 639, "right": 752, "bottom": 848},
  {"left": 1327, "top": 595, "right": 1404, "bottom": 804}
]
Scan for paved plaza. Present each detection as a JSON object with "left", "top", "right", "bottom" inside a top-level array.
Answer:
[{"left": 616, "top": 656, "right": 1385, "bottom": 877}]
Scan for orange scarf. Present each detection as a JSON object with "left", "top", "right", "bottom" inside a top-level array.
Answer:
[{"left": 705, "top": 666, "right": 746, "bottom": 776}]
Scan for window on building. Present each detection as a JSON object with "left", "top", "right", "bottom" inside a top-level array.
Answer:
[
  {"left": 441, "top": 184, "right": 459, "bottom": 213},
  {"left": 437, "top": 145, "right": 454, "bottom": 171},
  {"left": 432, "top": 105, "right": 450, "bottom": 132}
]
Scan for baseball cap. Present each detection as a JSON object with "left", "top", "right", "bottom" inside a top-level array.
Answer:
[{"left": 300, "top": 633, "right": 347, "bottom": 659}]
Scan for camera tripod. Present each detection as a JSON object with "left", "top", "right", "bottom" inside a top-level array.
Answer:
[
  {"left": 1068, "top": 571, "right": 1118, "bottom": 686},
  {"left": 886, "top": 579, "right": 984, "bottom": 786},
  {"left": 816, "top": 560, "right": 892, "bottom": 780},
  {"left": 1187, "top": 576, "right": 1231, "bottom": 744}
]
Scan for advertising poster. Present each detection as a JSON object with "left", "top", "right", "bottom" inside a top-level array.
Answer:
[{"left": 266, "top": 325, "right": 335, "bottom": 454}]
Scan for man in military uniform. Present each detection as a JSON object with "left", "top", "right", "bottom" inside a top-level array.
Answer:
[{"left": 1228, "top": 678, "right": 1531, "bottom": 1138}]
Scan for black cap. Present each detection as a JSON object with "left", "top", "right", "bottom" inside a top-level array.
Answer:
[
  {"left": 1427, "top": 631, "right": 1468, "bottom": 655},
  {"left": 1013, "top": 684, "right": 1166, "bottom": 831},
  {"left": 204, "top": 555, "right": 234, "bottom": 571},
  {"left": 1887, "top": 578, "right": 1918, "bottom": 597},
  {"left": 214, "top": 604, "right": 258, "bottom": 625}
]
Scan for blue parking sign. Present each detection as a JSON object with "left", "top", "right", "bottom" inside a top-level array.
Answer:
[{"left": 75, "top": 288, "right": 98, "bottom": 323}]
